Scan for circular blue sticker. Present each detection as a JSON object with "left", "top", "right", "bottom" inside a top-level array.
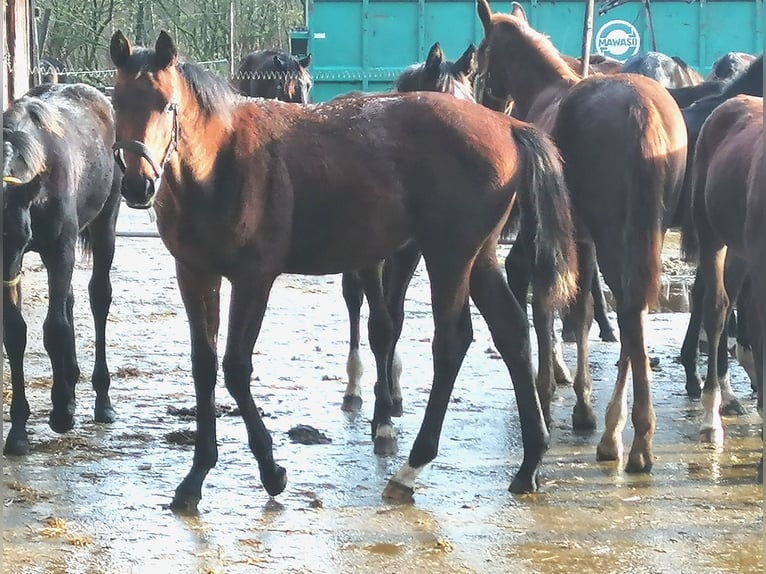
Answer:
[{"left": 595, "top": 19, "right": 641, "bottom": 61}]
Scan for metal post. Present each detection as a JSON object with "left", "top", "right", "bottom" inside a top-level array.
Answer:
[
  {"left": 229, "top": 0, "right": 235, "bottom": 78},
  {"left": 581, "top": 0, "right": 595, "bottom": 77},
  {"left": 643, "top": 0, "right": 657, "bottom": 52}
]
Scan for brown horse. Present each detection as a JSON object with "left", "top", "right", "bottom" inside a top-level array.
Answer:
[
  {"left": 682, "top": 95, "right": 763, "bottom": 455},
  {"left": 109, "top": 30, "right": 577, "bottom": 511},
  {"left": 476, "top": 0, "right": 688, "bottom": 473},
  {"left": 561, "top": 53, "right": 623, "bottom": 76}
]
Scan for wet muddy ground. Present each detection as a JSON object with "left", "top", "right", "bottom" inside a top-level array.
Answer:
[{"left": 2, "top": 209, "right": 763, "bottom": 573}]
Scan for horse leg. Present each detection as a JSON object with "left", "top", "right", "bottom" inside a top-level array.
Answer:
[
  {"left": 170, "top": 262, "right": 222, "bottom": 514},
  {"left": 680, "top": 267, "right": 704, "bottom": 397},
  {"left": 40, "top": 248, "right": 79, "bottom": 433},
  {"left": 3, "top": 281, "right": 31, "bottom": 455},
  {"left": 383, "top": 259, "right": 474, "bottom": 502},
  {"left": 596, "top": 346, "right": 630, "bottom": 461},
  {"left": 532, "top": 296, "right": 556, "bottom": 431},
  {"left": 85, "top": 189, "right": 120, "bottom": 423},
  {"left": 383, "top": 242, "right": 422, "bottom": 417},
  {"left": 473, "top": 245, "right": 548, "bottom": 493},
  {"left": 699, "top": 242, "right": 728, "bottom": 445},
  {"left": 571, "top": 241, "right": 598, "bottom": 431},
  {"left": 592, "top": 263, "right": 618, "bottom": 342},
  {"left": 718, "top": 258, "right": 748, "bottom": 415},
  {"left": 341, "top": 271, "right": 365, "bottom": 411},
  {"left": 357, "top": 263, "right": 397, "bottom": 454},
  {"left": 220, "top": 273, "right": 288, "bottom": 500},
  {"left": 734, "top": 280, "right": 757, "bottom": 392}
]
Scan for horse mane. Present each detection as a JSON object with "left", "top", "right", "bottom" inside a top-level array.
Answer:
[
  {"left": 2, "top": 96, "right": 67, "bottom": 178},
  {"left": 124, "top": 47, "right": 239, "bottom": 118},
  {"left": 722, "top": 54, "right": 763, "bottom": 98},
  {"left": 490, "top": 15, "right": 580, "bottom": 82}
]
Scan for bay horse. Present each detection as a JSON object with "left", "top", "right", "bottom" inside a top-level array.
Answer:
[
  {"left": 561, "top": 53, "right": 622, "bottom": 76},
  {"left": 340, "top": 41, "right": 476, "bottom": 418},
  {"left": 233, "top": 49, "right": 312, "bottom": 102},
  {"left": 3, "top": 83, "right": 122, "bottom": 455},
  {"left": 476, "top": 0, "right": 688, "bottom": 473},
  {"left": 109, "top": 30, "right": 577, "bottom": 511},
  {"left": 676, "top": 55, "right": 763, "bottom": 403},
  {"left": 622, "top": 51, "right": 703, "bottom": 88},
  {"left": 681, "top": 95, "right": 763, "bottom": 463}
]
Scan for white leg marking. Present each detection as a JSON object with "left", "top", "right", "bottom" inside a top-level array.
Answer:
[
  {"left": 389, "top": 462, "right": 424, "bottom": 490},
  {"left": 345, "top": 349, "right": 364, "bottom": 398},
  {"left": 700, "top": 388, "right": 724, "bottom": 444},
  {"left": 391, "top": 351, "right": 403, "bottom": 401}
]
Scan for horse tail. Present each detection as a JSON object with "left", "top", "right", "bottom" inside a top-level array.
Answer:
[
  {"left": 78, "top": 227, "right": 93, "bottom": 257},
  {"left": 511, "top": 123, "right": 578, "bottom": 309},
  {"left": 622, "top": 103, "right": 670, "bottom": 309}
]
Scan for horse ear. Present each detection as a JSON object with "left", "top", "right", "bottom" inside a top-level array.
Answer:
[
  {"left": 477, "top": 0, "right": 493, "bottom": 35},
  {"left": 110, "top": 31, "right": 132, "bottom": 68},
  {"left": 154, "top": 31, "right": 178, "bottom": 70},
  {"left": 455, "top": 44, "right": 477, "bottom": 77},
  {"left": 425, "top": 43, "right": 444, "bottom": 76},
  {"left": 510, "top": 1, "right": 527, "bottom": 22},
  {"left": 299, "top": 54, "right": 312, "bottom": 69},
  {"left": 273, "top": 55, "right": 285, "bottom": 70}
]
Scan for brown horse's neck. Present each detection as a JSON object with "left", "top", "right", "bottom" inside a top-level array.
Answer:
[
  {"left": 168, "top": 92, "right": 232, "bottom": 193},
  {"left": 496, "top": 31, "right": 579, "bottom": 120}
]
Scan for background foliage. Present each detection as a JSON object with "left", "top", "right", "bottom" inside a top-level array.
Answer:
[{"left": 36, "top": 0, "right": 305, "bottom": 81}]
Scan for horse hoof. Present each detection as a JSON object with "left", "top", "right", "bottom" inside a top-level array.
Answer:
[
  {"left": 170, "top": 493, "right": 201, "bottom": 515},
  {"left": 374, "top": 435, "right": 398, "bottom": 456},
  {"left": 600, "top": 330, "right": 618, "bottom": 343},
  {"left": 94, "top": 403, "right": 117, "bottom": 424},
  {"left": 720, "top": 399, "right": 746, "bottom": 416},
  {"left": 596, "top": 441, "right": 622, "bottom": 462},
  {"left": 48, "top": 410, "right": 75, "bottom": 434},
  {"left": 508, "top": 472, "right": 540, "bottom": 494},
  {"left": 571, "top": 404, "right": 597, "bottom": 431},
  {"left": 699, "top": 427, "right": 724, "bottom": 445},
  {"left": 391, "top": 399, "right": 403, "bottom": 418},
  {"left": 341, "top": 395, "right": 362, "bottom": 412},
  {"left": 3, "top": 436, "right": 31, "bottom": 456},
  {"left": 685, "top": 381, "right": 702, "bottom": 399},
  {"left": 262, "top": 465, "right": 288, "bottom": 497},
  {"left": 382, "top": 479, "right": 414, "bottom": 503},
  {"left": 625, "top": 453, "right": 653, "bottom": 474}
]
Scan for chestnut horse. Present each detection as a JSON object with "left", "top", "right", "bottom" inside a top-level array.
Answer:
[
  {"left": 3, "top": 83, "right": 122, "bottom": 454},
  {"left": 340, "top": 41, "right": 477, "bottom": 419},
  {"left": 109, "top": 31, "right": 577, "bottom": 511},
  {"left": 476, "top": 0, "right": 687, "bottom": 473},
  {"left": 682, "top": 95, "right": 763, "bottom": 458}
]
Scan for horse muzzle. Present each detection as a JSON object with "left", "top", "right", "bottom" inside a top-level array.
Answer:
[{"left": 120, "top": 174, "right": 157, "bottom": 209}]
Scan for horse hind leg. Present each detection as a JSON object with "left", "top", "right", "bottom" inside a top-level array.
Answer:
[
  {"left": 84, "top": 189, "right": 121, "bottom": 423},
  {"left": 357, "top": 263, "right": 398, "bottom": 455},
  {"left": 383, "top": 259, "right": 474, "bottom": 502},
  {"left": 596, "top": 346, "right": 630, "bottom": 462},
  {"left": 341, "top": 271, "right": 365, "bottom": 412},
  {"left": 680, "top": 267, "right": 704, "bottom": 397},
  {"left": 716, "top": 255, "right": 749, "bottom": 415},
  {"left": 570, "top": 241, "right": 598, "bottom": 431}
]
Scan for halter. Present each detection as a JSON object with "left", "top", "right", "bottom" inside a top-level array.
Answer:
[
  {"left": 112, "top": 100, "right": 179, "bottom": 198},
  {"left": 475, "top": 69, "right": 512, "bottom": 112}
]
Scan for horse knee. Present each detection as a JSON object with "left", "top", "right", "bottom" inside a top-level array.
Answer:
[{"left": 222, "top": 354, "right": 253, "bottom": 399}]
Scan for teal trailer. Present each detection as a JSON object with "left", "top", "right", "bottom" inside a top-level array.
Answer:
[{"left": 289, "top": 0, "right": 763, "bottom": 102}]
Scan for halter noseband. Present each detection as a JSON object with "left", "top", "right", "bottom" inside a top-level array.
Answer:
[
  {"left": 475, "top": 69, "right": 512, "bottom": 112},
  {"left": 112, "top": 101, "right": 179, "bottom": 196}
]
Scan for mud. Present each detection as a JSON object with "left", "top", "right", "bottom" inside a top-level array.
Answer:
[{"left": 2, "top": 209, "right": 763, "bottom": 573}]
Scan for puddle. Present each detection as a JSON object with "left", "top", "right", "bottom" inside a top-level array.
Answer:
[{"left": 3, "top": 210, "right": 762, "bottom": 573}]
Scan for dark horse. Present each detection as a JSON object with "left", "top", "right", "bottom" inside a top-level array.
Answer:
[
  {"left": 233, "top": 49, "right": 312, "bottom": 102},
  {"left": 476, "top": 0, "right": 687, "bottom": 472},
  {"left": 622, "top": 51, "right": 703, "bottom": 88},
  {"left": 677, "top": 55, "right": 763, "bottom": 404},
  {"left": 339, "top": 41, "right": 477, "bottom": 417},
  {"left": 681, "top": 95, "right": 763, "bottom": 466},
  {"left": 667, "top": 53, "right": 758, "bottom": 109},
  {"left": 109, "top": 30, "right": 577, "bottom": 511},
  {"left": 3, "top": 83, "right": 121, "bottom": 454},
  {"left": 708, "top": 52, "right": 756, "bottom": 82}
]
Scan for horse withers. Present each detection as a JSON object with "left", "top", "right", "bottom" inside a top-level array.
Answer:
[
  {"left": 3, "top": 83, "right": 122, "bottom": 454},
  {"left": 109, "top": 30, "right": 577, "bottom": 512}
]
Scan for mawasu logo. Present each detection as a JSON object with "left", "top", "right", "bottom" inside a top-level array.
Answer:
[{"left": 595, "top": 20, "right": 641, "bottom": 61}]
